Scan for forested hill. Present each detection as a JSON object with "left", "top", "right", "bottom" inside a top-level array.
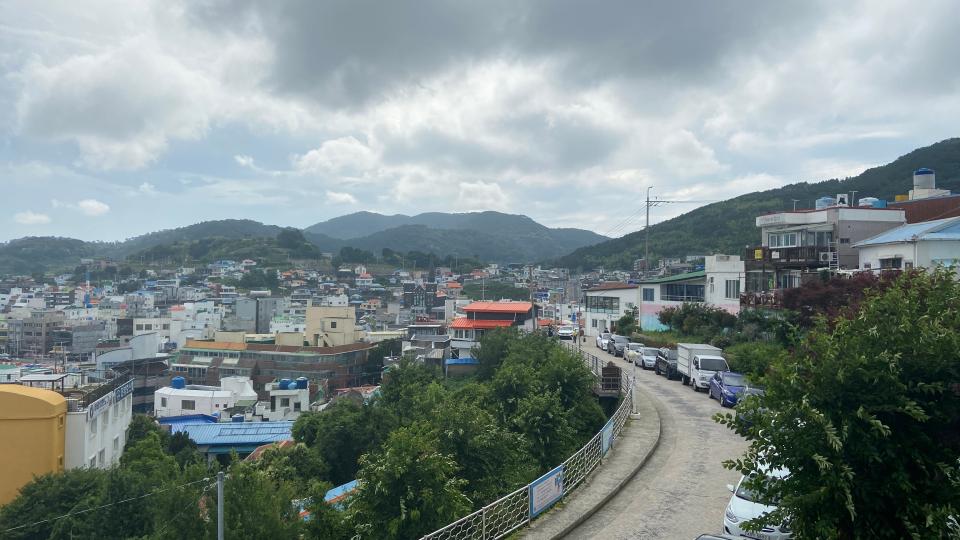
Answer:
[{"left": 558, "top": 138, "right": 960, "bottom": 270}]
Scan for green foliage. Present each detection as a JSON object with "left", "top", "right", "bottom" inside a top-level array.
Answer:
[
  {"left": 0, "top": 468, "right": 104, "bottom": 539},
  {"left": 462, "top": 281, "right": 530, "bottom": 302},
  {"left": 723, "top": 342, "right": 786, "bottom": 384},
  {"left": 658, "top": 302, "right": 737, "bottom": 338},
  {"left": 348, "top": 425, "right": 471, "bottom": 540},
  {"left": 717, "top": 270, "right": 960, "bottom": 539},
  {"left": 616, "top": 311, "right": 638, "bottom": 336},
  {"left": 214, "top": 460, "right": 303, "bottom": 539},
  {"left": 293, "top": 401, "right": 394, "bottom": 485},
  {"left": 472, "top": 327, "right": 519, "bottom": 380}
]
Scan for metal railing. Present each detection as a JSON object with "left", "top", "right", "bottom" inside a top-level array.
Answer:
[{"left": 421, "top": 351, "right": 635, "bottom": 540}]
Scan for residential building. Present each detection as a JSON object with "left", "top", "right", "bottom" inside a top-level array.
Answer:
[
  {"left": 582, "top": 283, "right": 638, "bottom": 336},
  {"left": 702, "top": 255, "right": 746, "bottom": 314},
  {"left": 854, "top": 216, "right": 960, "bottom": 273},
  {"left": 402, "top": 282, "right": 441, "bottom": 317},
  {"left": 258, "top": 378, "right": 311, "bottom": 421},
  {"left": 449, "top": 301, "right": 534, "bottom": 357},
  {"left": 638, "top": 255, "right": 745, "bottom": 331},
  {"left": 0, "top": 385, "right": 67, "bottom": 505},
  {"left": 402, "top": 323, "right": 451, "bottom": 366},
  {"left": 304, "top": 305, "right": 358, "bottom": 347},
  {"left": 169, "top": 420, "right": 292, "bottom": 463},
  {"left": 8, "top": 310, "right": 65, "bottom": 358},
  {"left": 54, "top": 376, "right": 135, "bottom": 470},
  {"left": 155, "top": 377, "right": 236, "bottom": 418},
  {"left": 743, "top": 202, "right": 905, "bottom": 299}
]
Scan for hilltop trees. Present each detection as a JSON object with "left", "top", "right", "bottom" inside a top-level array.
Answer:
[{"left": 718, "top": 270, "right": 960, "bottom": 539}]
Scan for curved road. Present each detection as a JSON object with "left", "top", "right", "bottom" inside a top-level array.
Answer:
[{"left": 566, "top": 343, "right": 747, "bottom": 539}]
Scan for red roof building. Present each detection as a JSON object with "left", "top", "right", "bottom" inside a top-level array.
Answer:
[{"left": 450, "top": 301, "right": 536, "bottom": 358}]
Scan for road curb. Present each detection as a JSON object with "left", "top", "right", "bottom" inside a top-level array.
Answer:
[{"left": 548, "top": 385, "right": 664, "bottom": 539}]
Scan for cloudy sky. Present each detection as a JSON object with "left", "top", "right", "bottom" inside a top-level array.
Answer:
[{"left": 2, "top": 1, "right": 959, "bottom": 242}]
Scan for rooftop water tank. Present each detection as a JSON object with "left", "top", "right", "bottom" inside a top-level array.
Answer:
[
  {"left": 296, "top": 377, "right": 308, "bottom": 390},
  {"left": 171, "top": 376, "right": 186, "bottom": 389},
  {"left": 815, "top": 196, "right": 835, "bottom": 210},
  {"left": 231, "top": 414, "right": 244, "bottom": 423},
  {"left": 914, "top": 168, "right": 935, "bottom": 189},
  {"left": 858, "top": 197, "right": 880, "bottom": 207},
  {"left": 278, "top": 378, "right": 291, "bottom": 389},
  {"left": 286, "top": 381, "right": 297, "bottom": 390}
]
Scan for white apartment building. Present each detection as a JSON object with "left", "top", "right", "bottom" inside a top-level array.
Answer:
[
  {"left": 65, "top": 378, "right": 134, "bottom": 470},
  {"left": 582, "top": 283, "right": 638, "bottom": 336},
  {"left": 153, "top": 376, "right": 257, "bottom": 418}
]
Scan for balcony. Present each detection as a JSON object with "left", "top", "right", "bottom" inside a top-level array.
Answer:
[
  {"left": 743, "top": 245, "right": 832, "bottom": 266},
  {"left": 740, "top": 291, "right": 784, "bottom": 309}
]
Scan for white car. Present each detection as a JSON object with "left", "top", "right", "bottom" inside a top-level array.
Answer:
[
  {"left": 557, "top": 325, "right": 576, "bottom": 340},
  {"left": 623, "top": 343, "right": 644, "bottom": 364},
  {"left": 595, "top": 332, "right": 611, "bottom": 349},
  {"left": 723, "top": 470, "right": 792, "bottom": 540}
]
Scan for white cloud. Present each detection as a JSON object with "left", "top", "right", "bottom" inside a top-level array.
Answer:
[
  {"left": 138, "top": 182, "right": 158, "bottom": 196},
  {"left": 660, "top": 130, "right": 726, "bottom": 177},
  {"left": 457, "top": 181, "right": 509, "bottom": 211},
  {"left": 295, "top": 137, "right": 378, "bottom": 175},
  {"left": 14, "top": 211, "right": 51, "bottom": 225},
  {"left": 234, "top": 155, "right": 255, "bottom": 168},
  {"left": 76, "top": 198, "right": 110, "bottom": 216},
  {"left": 325, "top": 191, "right": 358, "bottom": 205}
]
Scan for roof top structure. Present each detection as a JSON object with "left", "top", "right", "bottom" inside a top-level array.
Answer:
[
  {"left": 639, "top": 270, "right": 707, "bottom": 284},
  {"left": 854, "top": 216, "right": 960, "bottom": 247},
  {"left": 171, "top": 421, "right": 293, "bottom": 454},
  {"left": 449, "top": 318, "right": 514, "bottom": 330},
  {"left": 585, "top": 282, "right": 638, "bottom": 292},
  {"left": 463, "top": 301, "right": 533, "bottom": 313}
]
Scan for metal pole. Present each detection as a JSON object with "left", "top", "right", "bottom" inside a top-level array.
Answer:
[
  {"left": 645, "top": 186, "right": 652, "bottom": 274},
  {"left": 632, "top": 359, "right": 637, "bottom": 414},
  {"left": 217, "top": 471, "right": 225, "bottom": 540}
]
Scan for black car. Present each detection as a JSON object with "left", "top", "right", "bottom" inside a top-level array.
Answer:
[
  {"left": 655, "top": 347, "right": 678, "bottom": 379},
  {"left": 607, "top": 335, "right": 630, "bottom": 356}
]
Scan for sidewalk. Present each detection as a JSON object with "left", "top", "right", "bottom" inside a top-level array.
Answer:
[{"left": 521, "top": 385, "right": 662, "bottom": 539}]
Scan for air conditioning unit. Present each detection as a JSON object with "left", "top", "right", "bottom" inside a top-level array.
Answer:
[{"left": 819, "top": 252, "right": 833, "bottom": 262}]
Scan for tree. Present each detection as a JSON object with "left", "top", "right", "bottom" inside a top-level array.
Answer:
[
  {"left": 212, "top": 460, "right": 303, "bottom": 539},
  {"left": 718, "top": 270, "right": 960, "bottom": 539},
  {"left": 723, "top": 342, "right": 787, "bottom": 385},
  {"left": 348, "top": 425, "right": 471, "bottom": 540},
  {"left": 472, "top": 327, "right": 518, "bottom": 380},
  {"left": 616, "top": 311, "right": 638, "bottom": 336},
  {"left": 0, "top": 469, "right": 104, "bottom": 539},
  {"left": 277, "top": 228, "right": 307, "bottom": 249},
  {"left": 293, "top": 401, "right": 393, "bottom": 485}
]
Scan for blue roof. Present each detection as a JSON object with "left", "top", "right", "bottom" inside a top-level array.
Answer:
[
  {"left": 854, "top": 217, "right": 960, "bottom": 247},
  {"left": 915, "top": 168, "right": 935, "bottom": 174},
  {"left": 324, "top": 480, "right": 359, "bottom": 503},
  {"left": 445, "top": 357, "right": 479, "bottom": 366},
  {"left": 172, "top": 421, "right": 293, "bottom": 447},
  {"left": 158, "top": 414, "right": 218, "bottom": 426}
]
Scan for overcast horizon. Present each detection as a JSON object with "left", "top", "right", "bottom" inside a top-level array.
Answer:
[{"left": 2, "top": 1, "right": 959, "bottom": 242}]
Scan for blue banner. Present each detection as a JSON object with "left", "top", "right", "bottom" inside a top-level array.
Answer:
[{"left": 529, "top": 465, "right": 565, "bottom": 517}]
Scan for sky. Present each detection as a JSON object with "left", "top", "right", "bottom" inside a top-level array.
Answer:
[{"left": 1, "top": 0, "right": 959, "bottom": 242}]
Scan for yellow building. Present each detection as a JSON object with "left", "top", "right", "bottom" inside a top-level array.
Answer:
[
  {"left": 0, "top": 385, "right": 67, "bottom": 505},
  {"left": 305, "top": 306, "right": 358, "bottom": 347}
]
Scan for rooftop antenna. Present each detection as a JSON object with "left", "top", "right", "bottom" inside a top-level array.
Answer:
[{"left": 792, "top": 199, "right": 799, "bottom": 211}]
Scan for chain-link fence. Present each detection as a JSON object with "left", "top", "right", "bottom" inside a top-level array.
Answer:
[{"left": 422, "top": 351, "right": 634, "bottom": 540}]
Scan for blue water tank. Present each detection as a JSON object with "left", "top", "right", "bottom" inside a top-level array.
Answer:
[
  {"left": 296, "top": 377, "right": 308, "bottom": 390},
  {"left": 287, "top": 381, "right": 298, "bottom": 390},
  {"left": 231, "top": 414, "right": 244, "bottom": 423},
  {"left": 279, "top": 378, "right": 291, "bottom": 389},
  {"left": 171, "top": 376, "right": 185, "bottom": 389},
  {"left": 872, "top": 199, "right": 887, "bottom": 208},
  {"left": 815, "top": 196, "right": 835, "bottom": 210}
]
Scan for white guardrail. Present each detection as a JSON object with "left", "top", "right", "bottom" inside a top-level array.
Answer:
[{"left": 421, "top": 351, "right": 634, "bottom": 540}]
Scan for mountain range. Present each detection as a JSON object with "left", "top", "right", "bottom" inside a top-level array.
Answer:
[
  {"left": 0, "top": 212, "right": 609, "bottom": 275},
  {"left": 558, "top": 137, "right": 960, "bottom": 269}
]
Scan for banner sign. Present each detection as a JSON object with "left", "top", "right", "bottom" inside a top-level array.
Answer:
[
  {"left": 86, "top": 392, "right": 113, "bottom": 420},
  {"left": 529, "top": 465, "right": 564, "bottom": 518},
  {"left": 601, "top": 418, "right": 615, "bottom": 456},
  {"left": 114, "top": 379, "right": 134, "bottom": 402}
]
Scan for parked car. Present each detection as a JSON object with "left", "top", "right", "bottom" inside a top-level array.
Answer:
[
  {"left": 596, "top": 331, "right": 611, "bottom": 349},
  {"left": 723, "top": 469, "right": 792, "bottom": 539},
  {"left": 607, "top": 335, "right": 630, "bottom": 356},
  {"left": 557, "top": 325, "right": 576, "bottom": 340},
  {"left": 637, "top": 346, "right": 659, "bottom": 369},
  {"left": 677, "top": 343, "right": 728, "bottom": 392},
  {"left": 623, "top": 343, "right": 644, "bottom": 364},
  {"left": 709, "top": 371, "right": 751, "bottom": 407},
  {"left": 655, "top": 348, "right": 679, "bottom": 379}
]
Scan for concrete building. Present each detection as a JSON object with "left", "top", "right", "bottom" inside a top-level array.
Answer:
[
  {"left": 63, "top": 377, "right": 135, "bottom": 470},
  {"left": 582, "top": 283, "right": 638, "bottom": 336},
  {"left": 0, "top": 363, "right": 21, "bottom": 383},
  {"left": 0, "top": 385, "right": 66, "bottom": 504},
  {"left": 8, "top": 310, "right": 66, "bottom": 358},
  {"left": 854, "top": 216, "right": 960, "bottom": 273},
  {"left": 258, "top": 378, "right": 311, "bottom": 421},
  {"left": 154, "top": 377, "right": 237, "bottom": 418},
  {"left": 449, "top": 301, "right": 534, "bottom": 358},
  {"left": 702, "top": 255, "right": 746, "bottom": 314},
  {"left": 636, "top": 255, "right": 744, "bottom": 331},
  {"left": 305, "top": 305, "right": 358, "bottom": 347},
  {"left": 743, "top": 203, "right": 905, "bottom": 296}
]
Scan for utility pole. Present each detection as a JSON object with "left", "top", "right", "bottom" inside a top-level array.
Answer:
[
  {"left": 850, "top": 190, "right": 858, "bottom": 207},
  {"left": 217, "top": 471, "right": 225, "bottom": 540},
  {"left": 792, "top": 199, "right": 799, "bottom": 211},
  {"left": 645, "top": 186, "right": 652, "bottom": 275}
]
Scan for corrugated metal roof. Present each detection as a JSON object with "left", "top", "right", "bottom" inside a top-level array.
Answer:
[
  {"left": 463, "top": 301, "right": 533, "bottom": 313},
  {"left": 445, "top": 357, "right": 479, "bottom": 365},
  {"left": 449, "top": 318, "right": 514, "bottom": 329},
  {"left": 172, "top": 421, "right": 293, "bottom": 446},
  {"left": 854, "top": 217, "right": 960, "bottom": 247},
  {"left": 640, "top": 270, "right": 706, "bottom": 284}
]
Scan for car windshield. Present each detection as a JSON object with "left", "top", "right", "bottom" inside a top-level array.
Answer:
[
  {"left": 627, "top": 343, "right": 643, "bottom": 351},
  {"left": 723, "top": 373, "right": 747, "bottom": 386},
  {"left": 736, "top": 475, "right": 780, "bottom": 505},
  {"left": 600, "top": 333, "right": 610, "bottom": 339},
  {"left": 699, "top": 358, "right": 728, "bottom": 371},
  {"left": 612, "top": 336, "right": 629, "bottom": 344},
  {"left": 643, "top": 348, "right": 660, "bottom": 356}
]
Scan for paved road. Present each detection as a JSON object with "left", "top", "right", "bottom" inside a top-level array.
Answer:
[{"left": 564, "top": 342, "right": 747, "bottom": 540}]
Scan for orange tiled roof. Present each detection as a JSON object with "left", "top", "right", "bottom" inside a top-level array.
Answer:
[
  {"left": 449, "top": 318, "right": 515, "bottom": 329},
  {"left": 463, "top": 301, "right": 533, "bottom": 313}
]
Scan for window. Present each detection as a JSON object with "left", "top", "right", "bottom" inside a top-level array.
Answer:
[
  {"left": 661, "top": 283, "right": 705, "bottom": 302},
  {"left": 98, "top": 449, "right": 105, "bottom": 467},
  {"left": 144, "top": 324, "right": 153, "bottom": 330},
  {"left": 181, "top": 400, "right": 196, "bottom": 411},
  {"left": 90, "top": 417, "right": 98, "bottom": 436},
  {"left": 839, "top": 238, "right": 850, "bottom": 244},
  {"left": 102, "top": 410, "right": 109, "bottom": 428},
  {"left": 880, "top": 257, "right": 902, "bottom": 269},
  {"left": 768, "top": 232, "right": 798, "bottom": 248},
  {"left": 725, "top": 280, "right": 740, "bottom": 299},
  {"left": 162, "top": 323, "right": 170, "bottom": 330},
  {"left": 585, "top": 296, "right": 620, "bottom": 313},
  {"left": 280, "top": 398, "right": 290, "bottom": 407},
  {"left": 642, "top": 288, "right": 654, "bottom": 301},
  {"left": 135, "top": 324, "right": 143, "bottom": 331},
  {"left": 113, "top": 436, "right": 119, "bottom": 452},
  {"left": 89, "top": 456, "right": 97, "bottom": 468},
  {"left": 161, "top": 397, "right": 168, "bottom": 408},
  {"left": 330, "top": 321, "right": 337, "bottom": 329},
  {"left": 591, "top": 319, "right": 598, "bottom": 328}
]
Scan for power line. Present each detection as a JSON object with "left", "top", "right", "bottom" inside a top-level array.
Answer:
[{"left": 2, "top": 477, "right": 214, "bottom": 534}]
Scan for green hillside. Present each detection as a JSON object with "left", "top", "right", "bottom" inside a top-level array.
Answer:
[{"left": 558, "top": 138, "right": 960, "bottom": 270}]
